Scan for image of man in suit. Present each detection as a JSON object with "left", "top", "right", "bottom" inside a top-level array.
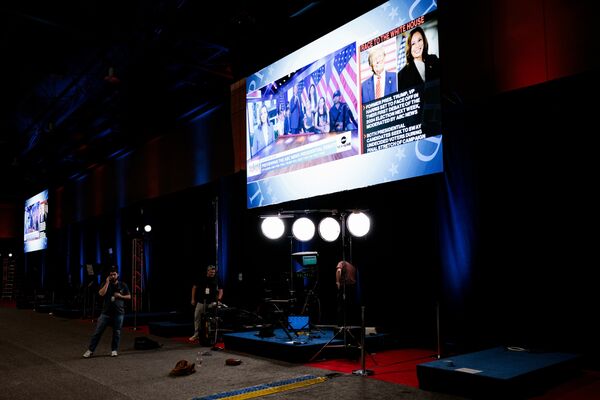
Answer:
[
  {"left": 361, "top": 46, "right": 397, "bottom": 103},
  {"left": 289, "top": 83, "right": 303, "bottom": 134}
]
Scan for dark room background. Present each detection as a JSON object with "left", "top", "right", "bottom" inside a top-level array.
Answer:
[{"left": 1, "top": 0, "right": 598, "bottom": 366}]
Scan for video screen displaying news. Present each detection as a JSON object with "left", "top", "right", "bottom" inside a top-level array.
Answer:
[
  {"left": 246, "top": 0, "right": 442, "bottom": 208},
  {"left": 24, "top": 189, "right": 48, "bottom": 253}
]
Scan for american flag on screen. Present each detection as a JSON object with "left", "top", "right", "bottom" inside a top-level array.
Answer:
[
  {"left": 329, "top": 43, "right": 358, "bottom": 121},
  {"left": 299, "top": 79, "right": 308, "bottom": 108},
  {"left": 396, "top": 35, "right": 407, "bottom": 70},
  {"left": 310, "top": 64, "right": 331, "bottom": 108}
]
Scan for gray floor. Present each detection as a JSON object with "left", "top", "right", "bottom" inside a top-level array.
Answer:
[{"left": 0, "top": 306, "right": 467, "bottom": 400}]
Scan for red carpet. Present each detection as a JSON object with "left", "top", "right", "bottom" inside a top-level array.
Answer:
[
  {"left": 307, "top": 348, "right": 600, "bottom": 399},
  {"left": 306, "top": 348, "right": 437, "bottom": 388}
]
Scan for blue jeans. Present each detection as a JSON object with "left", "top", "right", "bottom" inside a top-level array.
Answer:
[
  {"left": 88, "top": 313, "right": 124, "bottom": 352},
  {"left": 193, "top": 302, "right": 208, "bottom": 336}
]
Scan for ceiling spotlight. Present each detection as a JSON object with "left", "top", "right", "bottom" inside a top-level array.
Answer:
[
  {"left": 347, "top": 212, "right": 370, "bottom": 237},
  {"left": 144, "top": 224, "right": 152, "bottom": 233},
  {"left": 318, "top": 217, "right": 341, "bottom": 242},
  {"left": 292, "top": 217, "right": 315, "bottom": 242},
  {"left": 261, "top": 217, "right": 285, "bottom": 240}
]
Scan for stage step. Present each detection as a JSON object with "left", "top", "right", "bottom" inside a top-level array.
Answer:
[{"left": 417, "top": 346, "right": 580, "bottom": 399}]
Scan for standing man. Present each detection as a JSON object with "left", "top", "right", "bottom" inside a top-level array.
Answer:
[
  {"left": 361, "top": 46, "right": 397, "bottom": 103},
  {"left": 83, "top": 267, "right": 131, "bottom": 358},
  {"left": 284, "top": 104, "right": 291, "bottom": 135},
  {"left": 289, "top": 83, "right": 303, "bottom": 134},
  {"left": 189, "top": 265, "right": 223, "bottom": 343},
  {"left": 329, "top": 90, "right": 358, "bottom": 132}
]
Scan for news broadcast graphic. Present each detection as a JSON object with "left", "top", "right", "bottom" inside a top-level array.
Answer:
[
  {"left": 246, "top": 0, "right": 442, "bottom": 208},
  {"left": 24, "top": 189, "right": 48, "bottom": 253}
]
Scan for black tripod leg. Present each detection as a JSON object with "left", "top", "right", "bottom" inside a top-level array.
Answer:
[
  {"left": 278, "top": 319, "right": 294, "bottom": 340},
  {"left": 211, "top": 306, "right": 219, "bottom": 348},
  {"left": 309, "top": 327, "right": 343, "bottom": 361}
]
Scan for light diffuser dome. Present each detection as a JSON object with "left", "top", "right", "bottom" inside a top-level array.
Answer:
[
  {"left": 347, "top": 212, "right": 370, "bottom": 237},
  {"left": 292, "top": 217, "right": 315, "bottom": 241},
  {"left": 261, "top": 217, "right": 285, "bottom": 239},
  {"left": 318, "top": 217, "right": 341, "bottom": 242}
]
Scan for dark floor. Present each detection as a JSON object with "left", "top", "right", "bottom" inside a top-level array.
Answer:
[{"left": 0, "top": 306, "right": 467, "bottom": 400}]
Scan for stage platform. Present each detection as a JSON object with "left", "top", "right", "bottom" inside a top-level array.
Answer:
[
  {"left": 417, "top": 346, "right": 581, "bottom": 399},
  {"left": 223, "top": 326, "right": 388, "bottom": 363}
]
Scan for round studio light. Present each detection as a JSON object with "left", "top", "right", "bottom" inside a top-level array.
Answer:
[
  {"left": 292, "top": 217, "right": 315, "bottom": 241},
  {"left": 318, "top": 217, "right": 341, "bottom": 242},
  {"left": 144, "top": 224, "right": 152, "bottom": 233},
  {"left": 261, "top": 217, "right": 285, "bottom": 240},
  {"left": 347, "top": 212, "right": 371, "bottom": 237}
]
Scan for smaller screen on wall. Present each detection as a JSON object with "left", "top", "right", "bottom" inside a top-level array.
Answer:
[{"left": 24, "top": 189, "right": 48, "bottom": 253}]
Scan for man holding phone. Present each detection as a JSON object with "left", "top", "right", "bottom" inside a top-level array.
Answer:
[{"left": 83, "top": 267, "right": 131, "bottom": 358}]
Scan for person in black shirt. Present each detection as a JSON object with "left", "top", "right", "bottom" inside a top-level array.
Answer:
[
  {"left": 396, "top": 26, "right": 441, "bottom": 135},
  {"left": 397, "top": 26, "right": 440, "bottom": 91},
  {"left": 189, "top": 265, "right": 223, "bottom": 342},
  {"left": 83, "top": 267, "right": 131, "bottom": 358},
  {"left": 329, "top": 90, "right": 357, "bottom": 132}
]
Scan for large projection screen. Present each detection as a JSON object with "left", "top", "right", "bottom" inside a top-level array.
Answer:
[{"left": 246, "top": 0, "right": 442, "bottom": 208}]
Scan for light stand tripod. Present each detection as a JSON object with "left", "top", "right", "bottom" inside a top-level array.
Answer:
[
  {"left": 259, "top": 299, "right": 294, "bottom": 341},
  {"left": 211, "top": 197, "right": 222, "bottom": 349},
  {"left": 211, "top": 301, "right": 220, "bottom": 349},
  {"left": 208, "top": 302, "right": 234, "bottom": 350},
  {"left": 256, "top": 271, "right": 294, "bottom": 341},
  {"left": 300, "top": 279, "right": 321, "bottom": 325},
  {"left": 309, "top": 214, "right": 363, "bottom": 361},
  {"left": 308, "top": 262, "right": 362, "bottom": 361}
]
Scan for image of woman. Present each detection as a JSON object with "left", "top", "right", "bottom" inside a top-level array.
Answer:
[
  {"left": 397, "top": 26, "right": 440, "bottom": 91},
  {"left": 315, "top": 96, "right": 330, "bottom": 133},
  {"left": 308, "top": 84, "right": 318, "bottom": 115}
]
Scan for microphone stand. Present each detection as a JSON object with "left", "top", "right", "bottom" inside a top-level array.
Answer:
[
  {"left": 352, "top": 306, "right": 373, "bottom": 376},
  {"left": 200, "top": 297, "right": 208, "bottom": 346}
]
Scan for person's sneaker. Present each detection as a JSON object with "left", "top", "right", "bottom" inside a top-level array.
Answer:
[
  {"left": 83, "top": 350, "right": 93, "bottom": 358},
  {"left": 188, "top": 335, "right": 199, "bottom": 342},
  {"left": 110, "top": 350, "right": 118, "bottom": 357}
]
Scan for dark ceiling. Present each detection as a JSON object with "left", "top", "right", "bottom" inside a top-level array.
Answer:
[{"left": 1, "top": 0, "right": 384, "bottom": 201}]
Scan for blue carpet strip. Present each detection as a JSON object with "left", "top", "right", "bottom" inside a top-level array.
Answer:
[{"left": 192, "top": 374, "right": 328, "bottom": 400}]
